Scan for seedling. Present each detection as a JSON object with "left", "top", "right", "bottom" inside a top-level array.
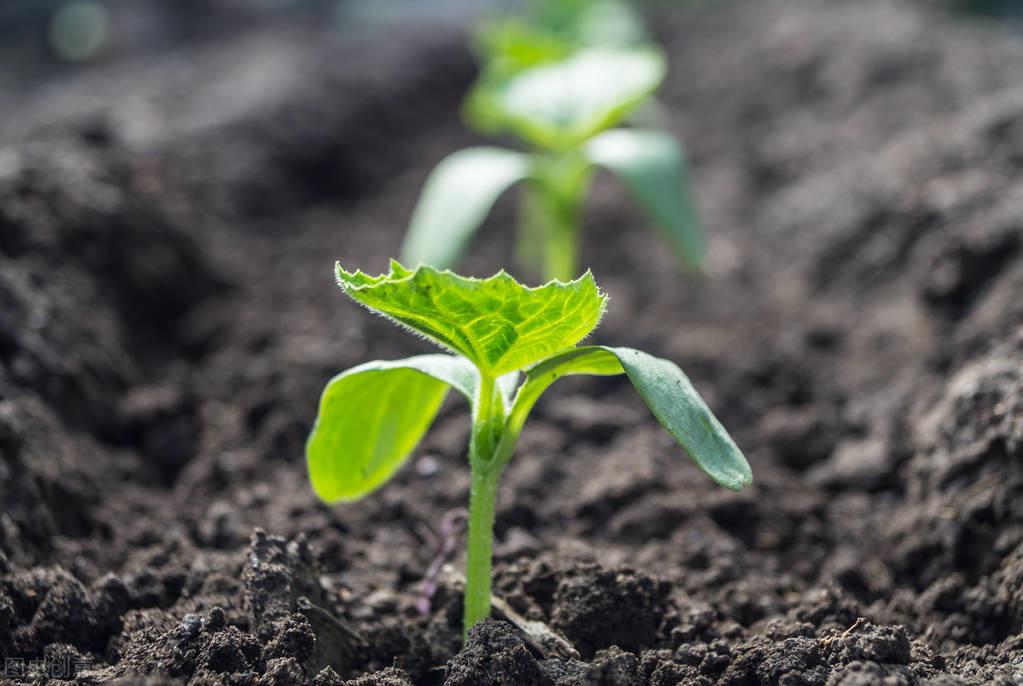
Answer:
[
  {"left": 306, "top": 261, "right": 751, "bottom": 636},
  {"left": 474, "top": 0, "right": 649, "bottom": 76},
  {"left": 400, "top": 7, "right": 704, "bottom": 283}
]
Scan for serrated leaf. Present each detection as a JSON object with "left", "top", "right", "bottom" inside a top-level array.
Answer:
[
  {"left": 335, "top": 261, "right": 606, "bottom": 377},
  {"left": 465, "top": 47, "right": 666, "bottom": 151},
  {"left": 508, "top": 346, "right": 751, "bottom": 491},
  {"left": 585, "top": 129, "right": 706, "bottom": 270},
  {"left": 401, "top": 148, "right": 531, "bottom": 270},
  {"left": 307, "top": 355, "right": 477, "bottom": 503}
]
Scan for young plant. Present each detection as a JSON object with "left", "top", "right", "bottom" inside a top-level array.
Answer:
[
  {"left": 474, "top": 0, "right": 649, "bottom": 76},
  {"left": 399, "top": 6, "right": 704, "bottom": 283},
  {"left": 306, "top": 261, "right": 751, "bottom": 636}
]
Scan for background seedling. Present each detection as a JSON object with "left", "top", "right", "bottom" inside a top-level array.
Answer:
[
  {"left": 399, "top": 1, "right": 705, "bottom": 283},
  {"left": 306, "top": 261, "right": 751, "bottom": 636},
  {"left": 473, "top": 0, "right": 649, "bottom": 77}
]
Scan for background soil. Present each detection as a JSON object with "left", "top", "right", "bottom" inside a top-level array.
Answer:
[{"left": 3, "top": 0, "right": 1023, "bottom": 683}]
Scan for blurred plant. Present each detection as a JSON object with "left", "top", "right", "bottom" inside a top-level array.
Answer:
[
  {"left": 474, "top": 0, "right": 649, "bottom": 74},
  {"left": 400, "top": 0, "right": 704, "bottom": 282},
  {"left": 49, "top": 0, "right": 109, "bottom": 62},
  {"left": 306, "top": 261, "right": 751, "bottom": 635},
  {"left": 944, "top": 0, "right": 1023, "bottom": 18}
]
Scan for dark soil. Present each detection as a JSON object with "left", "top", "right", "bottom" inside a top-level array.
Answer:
[{"left": 3, "top": 0, "right": 1023, "bottom": 683}]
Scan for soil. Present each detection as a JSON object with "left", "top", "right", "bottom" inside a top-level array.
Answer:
[{"left": 3, "top": 0, "right": 1023, "bottom": 684}]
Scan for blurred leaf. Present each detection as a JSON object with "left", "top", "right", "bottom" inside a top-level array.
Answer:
[
  {"left": 401, "top": 147, "right": 531, "bottom": 270},
  {"left": 472, "top": 0, "right": 646, "bottom": 72},
  {"left": 474, "top": 0, "right": 648, "bottom": 76},
  {"left": 474, "top": 18, "right": 573, "bottom": 74},
  {"left": 570, "top": 0, "right": 648, "bottom": 47},
  {"left": 526, "top": 0, "right": 647, "bottom": 47},
  {"left": 585, "top": 128, "right": 705, "bottom": 269},
  {"left": 465, "top": 47, "right": 666, "bottom": 151},
  {"left": 946, "top": 0, "right": 1023, "bottom": 17}
]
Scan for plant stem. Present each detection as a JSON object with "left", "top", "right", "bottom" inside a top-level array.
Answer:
[
  {"left": 463, "top": 465, "right": 499, "bottom": 635},
  {"left": 542, "top": 195, "right": 580, "bottom": 284},
  {"left": 519, "top": 152, "right": 593, "bottom": 283},
  {"left": 470, "top": 374, "right": 501, "bottom": 461},
  {"left": 461, "top": 357, "right": 586, "bottom": 633},
  {"left": 463, "top": 373, "right": 506, "bottom": 637}
]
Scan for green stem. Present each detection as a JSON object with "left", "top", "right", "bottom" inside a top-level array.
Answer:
[
  {"left": 469, "top": 374, "right": 499, "bottom": 460},
  {"left": 518, "top": 152, "right": 592, "bottom": 283},
  {"left": 463, "top": 465, "right": 499, "bottom": 636},
  {"left": 461, "top": 361, "right": 575, "bottom": 634},
  {"left": 542, "top": 198, "right": 580, "bottom": 284},
  {"left": 463, "top": 373, "right": 505, "bottom": 638},
  {"left": 461, "top": 364, "right": 562, "bottom": 634}
]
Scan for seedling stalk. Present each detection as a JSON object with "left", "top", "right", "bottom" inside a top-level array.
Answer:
[
  {"left": 465, "top": 373, "right": 506, "bottom": 632},
  {"left": 521, "top": 152, "right": 593, "bottom": 281}
]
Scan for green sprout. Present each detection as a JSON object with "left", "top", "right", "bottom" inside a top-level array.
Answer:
[
  {"left": 473, "top": 0, "right": 650, "bottom": 76},
  {"left": 399, "top": 4, "right": 704, "bottom": 283},
  {"left": 306, "top": 261, "right": 751, "bottom": 636}
]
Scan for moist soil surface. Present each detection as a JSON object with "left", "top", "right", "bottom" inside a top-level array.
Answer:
[{"left": 4, "top": 1, "right": 1023, "bottom": 684}]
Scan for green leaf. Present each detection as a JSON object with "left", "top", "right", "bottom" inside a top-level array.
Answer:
[
  {"left": 504, "top": 347, "right": 623, "bottom": 433},
  {"left": 474, "top": 18, "right": 573, "bottom": 74},
  {"left": 401, "top": 148, "right": 531, "bottom": 271},
  {"left": 474, "top": 0, "right": 646, "bottom": 75},
  {"left": 335, "top": 261, "right": 607, "bottom": 377},
  {"left": 569, "top": 0, "right": 648, "bottom": 48},
  {"left": 465, "top": 47, "right": 666, "bottom": 151},
  {"left": 505, "top": 346, "right": 751, "bottom": 491},
  {"left": 307, "top": 355, "right": 477, "bottom": 503},
  {"left": 607, "top": 347, "right": 750, "bottom": 491},
  {"left": 585, "top": 129, "right": 706, "bottom": 270}
]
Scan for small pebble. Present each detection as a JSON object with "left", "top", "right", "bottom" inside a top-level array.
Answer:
[
  {"left": 415, "top": 455, "right": 440, "bottom": 477},
  {"left": 180, "top": 613, "right": 202, "bottom": 638}
]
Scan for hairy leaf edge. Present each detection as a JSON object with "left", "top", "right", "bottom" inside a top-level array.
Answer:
[{"left": 334, "top": 261, "right": 609, "bottom": 370}]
